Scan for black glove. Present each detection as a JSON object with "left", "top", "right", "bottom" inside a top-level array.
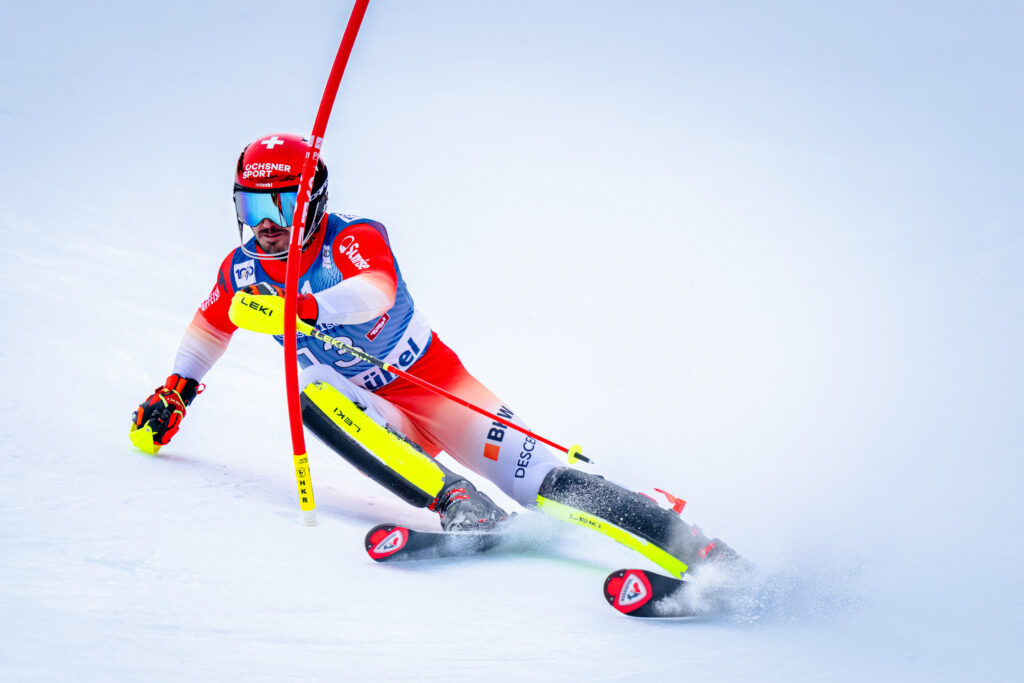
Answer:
[
  {"left": 242, "top": 282, "right": 284, "bottom": 297},
  {"left": 130, "top": 374, "right": 202, "bottom": 453}
]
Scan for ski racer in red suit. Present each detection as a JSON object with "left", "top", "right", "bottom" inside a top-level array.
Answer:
[{"left": 131, "top": 133, "right": 742, "bottom": 576}]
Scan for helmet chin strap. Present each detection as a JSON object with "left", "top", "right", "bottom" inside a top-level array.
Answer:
[
  {"left": 237, "top": 212, "right": 326, "bottom": 261},
  {"left": 237, "top": 220, "right": 287, "bottom": 261}
]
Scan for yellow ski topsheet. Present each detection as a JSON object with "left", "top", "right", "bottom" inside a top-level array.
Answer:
[
  {"left": 301, "top": 381, "right": 446, "bottom": 500},
  {"left": 536, "top": 496, "right": 689, "bottom": 578}
]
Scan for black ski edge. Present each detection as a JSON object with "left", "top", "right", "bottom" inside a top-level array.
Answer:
[{"left": 364, "top": 523, "right": 505, "bottom": 563}]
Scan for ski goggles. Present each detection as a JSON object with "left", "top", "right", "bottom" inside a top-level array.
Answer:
[{"left": 233, "top": 187, "right": 299, "bottom": 227}]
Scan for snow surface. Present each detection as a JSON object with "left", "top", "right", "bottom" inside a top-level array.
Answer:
[{"left": 2, "top": 1, "right": 1022, "bottom": 681}]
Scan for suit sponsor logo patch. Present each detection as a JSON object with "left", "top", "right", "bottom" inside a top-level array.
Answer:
[
  {"left": 484, "top": 406, "right": 514, "bottom": 462},
  {"left": 200, "top": 286, "right": 220, "bottom": 311},
  {"left": 234, "top": 260, "right": 256, "bottom": 287},
  {"left": 338, "top": 234, "right": 370, "bottom": 270},
  {"left": 366, "top": 313, "right": 390, "bottom": 341}
]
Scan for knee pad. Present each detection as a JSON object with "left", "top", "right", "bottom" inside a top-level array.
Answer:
[{"left": 300, "top": 381, "right": 447, "bottom": 508}]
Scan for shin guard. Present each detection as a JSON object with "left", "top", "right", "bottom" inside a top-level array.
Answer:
[
  {"left": 537, "top": 468, "right": 735, "bottom": 577},
  {"left": 301, "top": 381, "right": 447, "bottom": 507}
]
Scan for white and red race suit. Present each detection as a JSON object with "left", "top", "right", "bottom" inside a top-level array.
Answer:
[{"left": 172, "top": 213, "right": 561, "bottom": 505}]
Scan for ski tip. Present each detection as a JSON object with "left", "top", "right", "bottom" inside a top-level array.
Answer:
[
  {"left": 603, "top": 569, "right": 657, "bottom": 616},
  {"left": 364, "top": 524, "right": 410, "bottom": 561}
]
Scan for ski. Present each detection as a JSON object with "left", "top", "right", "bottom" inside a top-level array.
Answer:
[
  {"left": 367, "top": 528, "right": 739, "bottom": 619},
  {"left": 603, "top": 568, "right": 702, "bottom": 618},
  {"left": 364, "top": 523, "right": 506, "bottom": 562}
]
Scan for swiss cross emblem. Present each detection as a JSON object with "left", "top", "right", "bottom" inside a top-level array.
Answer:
[{"left": 261, "top": 135, "right": 284, "bottom": 149}]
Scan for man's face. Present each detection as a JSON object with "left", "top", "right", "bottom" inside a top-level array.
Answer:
[{"left": 254, "top": 218, "right": 291, "bottom": 255}]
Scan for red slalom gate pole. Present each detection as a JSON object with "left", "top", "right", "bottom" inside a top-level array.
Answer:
[{"left": 283, "top": 0, "right": 371, "bottom": 525}]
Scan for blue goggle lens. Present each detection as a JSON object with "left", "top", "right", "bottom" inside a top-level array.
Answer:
[{"left": 234, "top": 189, "right": 298, "bottom": 227}]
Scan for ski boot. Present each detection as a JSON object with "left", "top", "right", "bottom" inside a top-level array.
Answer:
[{"left": 432, "top": 478, "right": 509, "bottom": 531}]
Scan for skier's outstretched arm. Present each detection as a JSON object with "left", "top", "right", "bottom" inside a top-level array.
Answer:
[
  {"left": 171, "top": 310, "right": 233, "bottom": 381},
  {"left": 130, "top": 258, "right": 239, "bottom": 453}
]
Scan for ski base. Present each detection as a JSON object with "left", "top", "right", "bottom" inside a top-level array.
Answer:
[
  {"left": 604, "top": 569, "right": 700, "bottom": 618},
  {"left": 365, "top": 523, "right": 504, "bottom": 562}
]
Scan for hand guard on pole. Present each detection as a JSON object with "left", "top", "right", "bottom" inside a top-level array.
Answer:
[{"left": 241, "top": 283, "right": 319, "bottom": 325}]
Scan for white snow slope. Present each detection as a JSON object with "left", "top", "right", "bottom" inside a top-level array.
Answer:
[{"left": 2, "top": 2, "right": 1022, "bottom": 681}]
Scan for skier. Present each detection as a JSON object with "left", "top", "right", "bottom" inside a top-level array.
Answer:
[{"left": 131, "top": 132, "right": 740, "bottom": 578}]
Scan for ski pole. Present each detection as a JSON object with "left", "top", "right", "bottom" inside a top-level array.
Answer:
[
  {"left": 281, "top": 0, "right": 371, "bottom": 525},
  {"left": 229, "top": 291, "right": 591, "bottom": 464}
]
